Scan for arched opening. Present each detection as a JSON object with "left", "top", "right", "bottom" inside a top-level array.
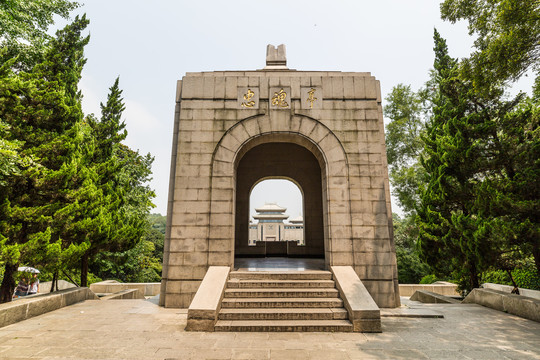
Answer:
[
  {"left": 248, "top": 179, "right": 305, "bottom": 249},
  {"left": 234, "top": 142, "right": 325, "bottom": 261}
]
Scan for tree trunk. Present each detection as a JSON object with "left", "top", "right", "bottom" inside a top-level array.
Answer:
[
  {"left": 0, "top": 263, "right": 17, "bottom": 303},
  {"left": 50, "top": 272, "right": 57, "bottom": 293},
  {"left": 80, "top": 253, "right": 88, "bottom": 287},
  {"left": 469, "top": 262, "right": 480, "bottom": 289},
  {"left": 532, "top": 242, "right": 540, "bottom": 278},
  {"left": 506, "top": 269, "right": 520, "bottom": 295}
]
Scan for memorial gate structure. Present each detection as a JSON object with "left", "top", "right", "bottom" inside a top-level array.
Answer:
[{"left": 160, "top": 45, "right": 400, "bottom": 323}]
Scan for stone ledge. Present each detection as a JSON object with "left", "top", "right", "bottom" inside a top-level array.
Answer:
[
  {"left": 0, "top": 287, "right": 98, "bottom": 328},
  {"left": 463, "top": 288, "right": 540, "bottom": 322},
  {"left": 331, "top": 266, "right": 381, "bottom": 333},
  {"left": 482, "top": 283, "right": 540, "bottom": 300},
  {"left": 186, "top": 266, "right": 230, "bottom": 331},
  {"left": 100, "top": 289, "right": 145, "bottom": 300},
  {"left": 410, "top": 290, "right": 461, "bottom": 304},
  {"left": 399, "top": 282, "right": 460, "bottom": 297},
  {"left": 89, "top": 281, "right": 161, "bottom": 297}
]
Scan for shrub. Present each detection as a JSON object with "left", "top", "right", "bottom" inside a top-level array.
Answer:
[{"left": 419, "top": 274, "right": 439, "bottom": 284}]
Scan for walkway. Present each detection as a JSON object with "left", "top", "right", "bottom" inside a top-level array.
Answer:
[{"left": 0, "top": 297, "right": 539, "bottom": 359}]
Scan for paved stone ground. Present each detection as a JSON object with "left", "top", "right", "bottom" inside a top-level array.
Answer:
[{"left": 0, "top": 297, "right": 539, "bottom": 360}]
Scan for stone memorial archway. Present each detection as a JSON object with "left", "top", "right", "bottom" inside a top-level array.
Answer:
[{"left": 160, "top": 45, "right": 400, "bottom": 308}]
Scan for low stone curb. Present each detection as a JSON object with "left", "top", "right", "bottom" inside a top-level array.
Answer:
[
  {"left": 463, "top": 288, "right": 540, "bottom": 322},
  {"left": 100, "top": 289, "right": 145, "bottom": 300},
  {"left": 482, "top": 283, "right": 540, "bottom": 300},
  {"left": 0, "top": 287, "right": 98, "bottom": 328},
  {"left": 90, "top": 281, "right": 161, "bottom": 298},
  {"left": 410, "top": 290, "right": 461, "bottom": 304},
  {"left": 399, "top": 283, "right": 460, "bottom": 297}
]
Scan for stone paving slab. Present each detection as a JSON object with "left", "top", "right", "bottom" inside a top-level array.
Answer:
[{"left": 0, "top": 298, "right": 539, "bottom": 359}]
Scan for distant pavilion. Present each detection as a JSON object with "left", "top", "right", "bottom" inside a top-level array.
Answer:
[{"left": 248, "top": 203, "right": 304, "bottom": 246}]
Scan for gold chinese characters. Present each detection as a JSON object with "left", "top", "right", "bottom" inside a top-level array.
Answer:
[
  {"left": 241, "top": 89, "right": 256, "bottom": 108},
  {"left": 271, "top": 89, "right": 289, "bottom": 108},
  {"left": 306, "top": 88, "right": 317, "bottom": 109}
]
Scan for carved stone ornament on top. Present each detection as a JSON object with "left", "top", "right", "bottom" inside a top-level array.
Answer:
[{"left": 264, "top": 44, "right": 287, "bottom": 70}]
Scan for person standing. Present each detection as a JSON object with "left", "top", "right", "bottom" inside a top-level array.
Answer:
[
  {"left": 28, "top": 273, "right": 39, "bottom": 295},
  {"left": 13, "top": 277, "right": 29, "bottom": 298}
]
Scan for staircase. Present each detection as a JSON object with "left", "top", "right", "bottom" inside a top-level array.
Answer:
[{"left": 214, "top": 270, "right": 353, "bottom": 332}]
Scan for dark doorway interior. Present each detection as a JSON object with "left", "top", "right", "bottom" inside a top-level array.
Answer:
[{"left": 235, "top": 142, "right": 324, "bottom": 258}]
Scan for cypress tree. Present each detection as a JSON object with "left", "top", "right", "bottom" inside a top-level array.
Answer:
[
  {"left": 0, "top": 16, "right": 93, "bottom": 302},
  {"left": 80, "top": 78, "right": 155, "bottom": 287},
  {"left": 416, "top": 30, "right": 502, "bottom": 291}
]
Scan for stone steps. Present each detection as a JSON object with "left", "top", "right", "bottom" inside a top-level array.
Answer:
[
  {"left": 229, "top": 271, "right": 333, "bottom": 280},
  {"left": 219, "top": 308, "right": 348, "bottom": 320},
  {"left": 217, "top": 270, "right": 353, "bottom": 331},
  {"left": 224, "top": 288, "right": 339, "bottom": 298},
  {"left": 214, "top": 319, "right": 353, "bottom": 332},
  {"left": 221, "top": 297, "right": 345, "bottom": 308},
  {"left": 227, "top": 279, "right": 336, "bottom": 288}
]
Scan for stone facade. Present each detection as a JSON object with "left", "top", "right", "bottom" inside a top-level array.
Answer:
[{"left": 160, "top": 50, "right": 400, "bottom": 308}]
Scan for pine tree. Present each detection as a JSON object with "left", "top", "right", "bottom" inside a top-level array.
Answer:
[
  {"left": 416, "top": 30, "right": 503, "bottom": 291},
  {"left": 0, "top": 15, "right": 92, "bottom": 302},
  {"left": 79, "top": 78, "right": 155, "bottom": 287}
]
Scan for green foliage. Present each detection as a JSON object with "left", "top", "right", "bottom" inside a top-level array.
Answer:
[
  {"left": 149, "top": 213, "right": 166, "bottom": 235},
  {"left": 0, "top": 13, "right": 156, "bottom": 301},
  {"left": 393, "top": 214, "right": 431, "bottom": 283},
  {"left": 78, "top": 76, "right": 155, "bottom": 286},
  {"left": 512, "top": 267, "right": 540, "bottom": 291},
  {"left": 419, "top": 274, "right": 439, "bottom": 284},
  {"left": 384, "top": 85, "right": 428, "bottom": 214},
  {"left": 89, "top": 214, "right": 164, "bottom": 283},
  {"left": 0, "top": 0, "right": 80, "bottom": 71},
  {"left": 441, "top": 0, "right": 540, "bottom": 92},
  {"left": 481, "top": 262, "right": 540, "bottom": 291},
  {"left": 92, "top": 239, "right": 162, "bottom": 283},
  {"left": 417, "top": 30, "right": 499, "bottom": 291},
  {"left": 0, "top": 16, "right": 96, "bottom": 302},
  {"left": 417, "top": 28, "right": 540, "bottom": 292}
]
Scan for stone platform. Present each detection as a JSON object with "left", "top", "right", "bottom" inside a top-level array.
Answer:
[{"left": 1, "top": 297, "right": 539, "bottom": 359}]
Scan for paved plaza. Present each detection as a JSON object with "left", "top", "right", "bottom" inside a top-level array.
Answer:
[{"left": 0, "top": 297, "right": 539, "bottom": 360}]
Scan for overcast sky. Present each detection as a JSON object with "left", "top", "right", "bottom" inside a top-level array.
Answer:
[{"left": 63, "top": 1, "right": 532, "bottom": 218}]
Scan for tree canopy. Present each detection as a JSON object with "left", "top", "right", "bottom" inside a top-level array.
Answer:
[
  {"left": 0, "top": 0, "right": 80, "bottom": 71},
  {"left": 441, "top": 0, "right": 540, "bottom": 91},
  {"left": 0, "top": 9, "right": 156, "bottom": 302}
]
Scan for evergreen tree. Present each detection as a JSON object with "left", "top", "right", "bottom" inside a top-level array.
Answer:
[
  {"left": 80, "top": 78, "right": 155, "bottom": 287},
  {"left": 474, "top": 90, "right": 540, "bottom": 276},
  {"left": 0, "top": 0, "right": 80, "bottom": 71},
  {"left": 441, "top": 0, "right": 540, "bottom": 89},
  {"left": 0, "top": 16, "right": 92, "bottom": 302},
  {"left": 416, "top": 30, "right": 503, "bottom": 291}
]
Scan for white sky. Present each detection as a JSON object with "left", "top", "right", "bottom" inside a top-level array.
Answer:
[{"left": 61, "top": 1, "right": 534, "bottom": 216}]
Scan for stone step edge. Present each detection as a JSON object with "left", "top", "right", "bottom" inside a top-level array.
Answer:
[
  {"left": 214, "top": 319, "right": 353, "bottom": 332},
  {"left": 225, "top": 288, "right": 339, "bottom": 295},
  {"left": 225, "top": 287, "right": 338, "bottom": 291},
  {"left": 222, "top": 297, "right": 343, "bottom": 302},
  {"left": 221, "top": 298, "right": 344, "bottom": 308},
  {"left": 227, "top": 279, "right": 336, "bottom": 287},
  {"left": 219, "top": 308, "right": 348, "bottom": 320},
  {"left": 229, "top": 272, "right": 333, "bottom": 280}
]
